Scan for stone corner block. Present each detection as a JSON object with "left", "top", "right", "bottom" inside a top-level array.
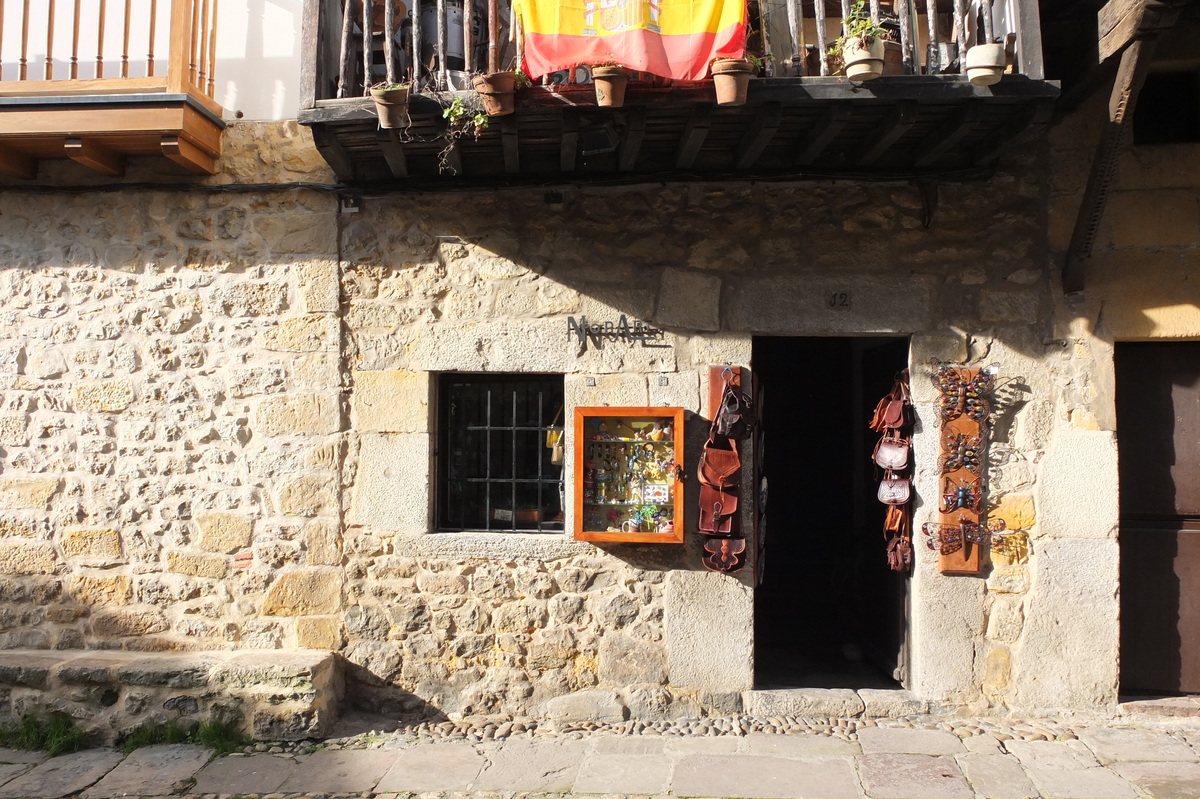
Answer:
[
  {"left": 665, "top": 570, "right": 753, "bottom": 692},
  {"left": 351, "top": 370, "right": 431, "bottom": 434},
  {"left": 742, "top": 688, "right": 865, "bottom": 718},
  {"left": 1037, "top": 428, "right": 1118, "bottom": 539},
  {"left": 348, "top": 433, "right": 431, "bottom": 532},
  {"left": 859, "top": 688, "right": 928, "bottom": 718}
]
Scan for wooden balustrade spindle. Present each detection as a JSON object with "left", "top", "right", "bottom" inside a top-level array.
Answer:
[
  {"left": 206, "top": 0, "right": 217, "bottom": 95},
  {"left": 198, "top": 0, "right": 209, "bottom": 91},
  {"left": 96, "top": 0, "right": 106, "bottom": 78},
  {"left": 814, "top": 0, "right": 828, "bottom": 75},
  {"left": 362, "top": 0, "right": 372, "bottom": 95},
  {"left": 411, "top": 0, "right": 422, "bottom": 86},
  {"left": 71, "top": 0, "right": 81, "bottom": 78},
  {"left": 0, "top": 0, "right": 6, "bottom": 77},
  {"left": 924, "top": 0, "right": 939, "bottom": 73},
  {"left": 785, "top": 0, "right": 802, "bottom": 75},
  {"left": 121, "top": 0, "right": 131, "bottom": 77},
  {"left": 897, "top": 0, "right": 914, "bottom": 73},
  {"left": 981, "top": 0, "right": 993, "bottom": 43},
  {"left": 436, "top": 0, "right": 446, "bottom": 88},
  {"left": 44, "top": 0, "right": 54, "bottom": 80},
  {"left": 952, "top": 0, "right": 966, "bottom": 71},
  {"left": 337, "top": 0, "right": 354, "bottom": 96},
  {"left": 487, "top": 0, "right": 497, "bottom": 74},
  {"left": 384, "top": 0, "right": 396, "bottom": 83},
  {"left": 190, "top": 0, "right": 200, "bottom": 86},
  {"left": 463, "top": 0, "right": 473, "bottom": 74},
  {"left": 146, "top": 0, "right": 156, "bottom": 76},
  {"left": 20, "top": 0, "right": 30, "bottom": 80}
]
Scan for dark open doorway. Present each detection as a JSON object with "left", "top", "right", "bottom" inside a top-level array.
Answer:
[
  {"left": 752, "top": 336, "right": 909, "bottom": 689},
  {"left": 1116, "top": 342, "right": 1200, "bottom": 695}
]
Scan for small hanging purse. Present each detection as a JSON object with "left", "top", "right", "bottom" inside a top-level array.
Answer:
[
  {"left": 873, "top": 433, "right": 910, "bottom": 471},
  {"left": 877, "top": 473, "right": 911, "bottom": 505}
]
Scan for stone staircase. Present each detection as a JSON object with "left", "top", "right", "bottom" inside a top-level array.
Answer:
[{"left": 0, "top": 649, "right": 342, "bottom": 743}]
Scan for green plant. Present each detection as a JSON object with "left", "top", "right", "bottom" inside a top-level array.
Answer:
[
  {"left": 119, "top": 717, "right": 248, "bottom": 755},
  {"left": 438, "top": 95, "right": 490, "bottom": 174},
  {"left": 119, "top": 721, "right": 188, "bottom": 753},
  {"left": 0, "top": 714, "right": 90, "bottom": 756},
  {"left": 830, "top": 0, "right": 886, "bottom": 54},
  {"left": 371, "top": 80, "right": 410, "bottom": 91},
  {"left": 190, "top": 718, "right": 248, "bottom": 755}
]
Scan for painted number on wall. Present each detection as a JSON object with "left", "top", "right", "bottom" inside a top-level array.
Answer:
[{"left": 827, "top": 291, "right": 852, "bottom": 310}]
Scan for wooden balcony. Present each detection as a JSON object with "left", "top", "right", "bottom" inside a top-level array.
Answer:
[
  {"left": 0, "top": 0, "right": 224, "bottom": 179},
  {"left": 299, "top": 0, "right": 1058, "bottom": 188}
]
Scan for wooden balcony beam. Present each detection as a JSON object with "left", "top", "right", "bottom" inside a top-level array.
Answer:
[
  {"left": 794, "top": 105, "right": 849, "bottom": 166},
  {"left": 311, "top": 125, "right": 356, "bottom": 181},
  {"left": 561, "top": 109, "right": 580, "bottom": 172},
  {"left": 161, "top": 134, "right": 217, "bottom": 174},
  {"left": 65, "top": 137, "right": 125, "bottom": 175},
  {"left": 734, "top": 102, "right": 783, "bottom": 170},
  {"left": 675, "top": 104, "right": 712, "bottom": 169},
  {"left": 1098, "top": 0, "right": 1184, "bottom": 63},
  {"left": 377, "top": 128, "right": 409, "bottom": 178},
  {"left": 914, "top": 104, "right": 986, "bottom": 167},
  {"left": 857, "top": 101, "right": 919, "bottom": 166},
  {"left": 502, "top": 116, "right": 520, "bottom": 175},
  {"left": 618, "top": 107, "right": 647, "bottom": 172},
  {"left": 0, "top": 143, "right": 37, "bottom": 180}
]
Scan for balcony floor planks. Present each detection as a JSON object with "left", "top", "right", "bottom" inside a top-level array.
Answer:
[{"left": 301, "top": 78, "right": 1058, "bottom": 185}]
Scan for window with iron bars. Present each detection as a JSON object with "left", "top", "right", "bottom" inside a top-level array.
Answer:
[{"left": 437, "top": 374, "right": 565, "bottom": 532}]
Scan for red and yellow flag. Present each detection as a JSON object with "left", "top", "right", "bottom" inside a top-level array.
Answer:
[{"left": 516, "top": 0, "right": 746, "bottom": 82}]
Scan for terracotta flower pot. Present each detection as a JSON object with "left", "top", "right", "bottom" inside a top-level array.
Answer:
[
  {"left": 370, "top": 84, "right": 411, "bottom": 129},
  {"left": 965, "top": 43, "right": 1007, "bottom": 86},
  {"left": 711, "top": 58, "right": 753, "bottom": 106},
  {"left": 472, "top": 71, "right": 516, "bottom": 116},
  {"left": 843, "top": 37, "right": 885, "bottom": 81},
  {"left": 591, "top": 65, "right": 629, "bottom": 107}
]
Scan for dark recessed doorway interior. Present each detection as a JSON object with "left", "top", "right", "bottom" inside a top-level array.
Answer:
[
  {"left": 752, "top": 336, "right": 908, "bottom": 690},
  {"left": 1115, "top": 342, "right": 1200, "bottom": 696}
]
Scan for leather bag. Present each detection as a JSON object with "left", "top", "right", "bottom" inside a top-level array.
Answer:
[
  {"left": 699, "top": 484, "right": 738, "bottom": 536},
  {"left": 698, "top": 436, "right": 740, "bottom": 488},
  {"left": 715, "top": 385, "right": 757, "bottom": 440},
  {"left": 877, "top": 474, "right": 911, "bottom": 505},
  {"left": 873, "top": 434, "right": 910, "bottom": 471}
]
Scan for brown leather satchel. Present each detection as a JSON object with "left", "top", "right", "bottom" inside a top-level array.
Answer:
[
  {"left": 699, "top": 484, "right": 738, "bottom": 536},
  {"left": 698, "top": 436, "right": 740, "bottom": 488},
  {"left": 873, "top": 433, "right": 910, "bottom": 471},
  {"left": 703, "top": 537, "right": 746, "bottom": 572},
  {"left": 869, "top": 378, "right": 912, "bottom": 432}
]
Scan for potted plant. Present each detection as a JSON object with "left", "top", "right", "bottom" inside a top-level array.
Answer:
[
  {"left": 590, "top": 64, "right": 630, "bottom": 107},
  {"left": 710, "top": 54, "right": 757, "bottom": 106},
  {"left": 369, "top": 81, "right": 411, "bottom": 129},
  {"left": 438, "top": 95, "right": 490, "bottom": 174},
  {"left": 964, "top": 41, "right": 1007, "bottom": 86},
  {"left": 471, "top": 71, "right": 517, "bottom": 116},
  {"left": 830, "top": 1, "right": 887, "bottom": 82}
]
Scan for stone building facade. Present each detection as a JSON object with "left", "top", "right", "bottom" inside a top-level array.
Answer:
[{"left": 0, "top": 28, "right": 1198, "bottom": 731}]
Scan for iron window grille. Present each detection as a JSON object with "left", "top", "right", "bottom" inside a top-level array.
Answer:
[{"left": 437, "top": 374, "right": 565, "bottom": 532}]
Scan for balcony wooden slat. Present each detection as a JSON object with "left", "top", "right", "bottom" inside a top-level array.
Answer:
[
  {"left": 0, "top": 142, "right": 38, "bottom": 179},
  {"left": 734, "top": 102, "right": 783, "bottom": 169},
  {"left": 676, "top": 104, "right": 713, "bottom": 169},
  {"left": 857, "top": 100, "right": 919, "bottom": 165},
  {"left": 65, "top": 136, "right": 125, "bottom": 174}
]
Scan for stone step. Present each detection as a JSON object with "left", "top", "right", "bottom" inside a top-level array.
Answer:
[{"left": 0, "top": 649, "right": 342, "bottom": 743}]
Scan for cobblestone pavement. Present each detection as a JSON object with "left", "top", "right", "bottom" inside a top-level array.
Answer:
[{"left": 1, "top": 713, "right": 1199, "bottom": 799}]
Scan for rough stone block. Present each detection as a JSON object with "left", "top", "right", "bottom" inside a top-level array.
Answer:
[
  {"left": 0, "top": 479, "right": 60, "bottom": 510},
  {"left": 261, "top": 315, "right": 339, "bottom": 353},
  {"left": 298, "top": 260, "right": 341, "bottom": 314},
  {"left": 1038, "top": 429, "right": 1118, "bottom": 539},
  {"left": 599, "top": 633, "right": 667, "bottom": 685},
  {"left": 0, "top": 652, "right": 63, "bottom": 688},
  {"left": 218, "top": 650, "right": 338, "bottom": 691},
  {"left": 262, "top": 569, "right": 343, "bottom": 616},
  {"left": 83, "top": 743, "right": 213, "bottom": 799},
  {"left": 115, "top": 654, "right": 221, "bottom": 688},
  {"left": 726, "top": 273, "right": 935, "bottom": 334},
  {"left": 167, "top": 551, "right": 228, "bottom": 579},
  {"left": 1025, "top": 766, "right": 1139, "bottom": 799},
  {"left": 742, "top": 688, "right": 865, "bottom": 718},
  {"left": 647, "top": 370, "right": 701, "bottom": 413},
  {"left": 90, "top": 609, "right": 169, "bottom": 638},
  {"left": 565, "top": 373, "right": 649, "bottom": 410},
  {"left": 956, "top": 753, "right": 1039, "bottom": 799},
  {"left": 56, "top": 655, "right": 131, "bottom": 684},
  {"left": 193, "top": 513, "right": 254, "bottom": 554},
  {"left": 74, "top": 379, "right": 135, "bottom": 412},
  {"left": 666, "top": 570, "right": 753, "bottom": 692},
  {"left": 0, "top": 415, "right": 29, "bottom": 446},
  {"left": 858, "top": 753, "right": 973, "bottom": 799},
  {"left": 352, "top": 370, "right": 431, "bottom": 433},
  {"left": 0, "top": 749, "right": 124, "bottom": 799},
  {"left": 217, "top": 282, "right": 288, "bottom": 316},
  {"left": 348, "top": 433, "right": 431, "bottom": 533},
  {"left": 304, "top": 520, "right": 342, "bottom": 566},
  {"left": 60, "top": 529, "right": 122, "bottom": 560},
  {"left": 859, "top": 688, "right": 928, "bottom": 718},
  {"left": 254, "top": 394, "right": 340, "bottom": 437},
  {"left": 980, "top": 289, "right": 1041, "bottom": 324},
  {"left": 0, "top": 541, "right": 57, "bottom": 575},
  {"left": 654, "top": 268, "right": 721, "bottom": 331},
  {"left": 296, "top": 616, "right": 344, "bottom": 649},
  {"left": 69, "top": 575, "right": 132, "bottom": 605},
  {"left": 278, "top": 473, "right": 339, "bottom": 517},
  {"left": 1076, "top": 727, "right": 1198, "bottom": 764},
  {"left": 252, "top": 703, "right": 336, "bottom": 740},
  {"left": 542, "top": 690, "right": 627, "bottom": 723}
]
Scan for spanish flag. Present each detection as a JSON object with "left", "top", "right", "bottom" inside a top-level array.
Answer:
[{"left": 516, "top": 0, "right": 747, "bottom": 81}]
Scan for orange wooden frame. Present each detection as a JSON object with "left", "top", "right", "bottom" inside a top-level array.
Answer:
[{"left": 573, "top": 406, "right": 686, "bottom": 544}]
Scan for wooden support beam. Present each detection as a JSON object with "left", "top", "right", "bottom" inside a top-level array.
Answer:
[
  {"left": 1064, "top": 37, "right": 1156, "bottom": 293},
  {"left": 856, "top": 101, "right": 918, "bottom": 166},
  {"left": 310, "top": 126, "right": 355, "bottom": 181},
  {"left": 376, "top": 128, "right": 409, "bottom": 178},
  {"left": 501, "top": 115, "right": 519, "bottom": 175},
  {"left": 160, "top": 134, "right": 217, "bottom": 174},
  {"left": 794, "top": 105, "right": 849, "bottom": 166},
  {"left": 0, "top": 142, "right": 37, "bottom": 180},
  {"left": 560, "top": 109, "right": 579, "bottom": 172},
  {"left": 618, "top": 107, "right": 646, "bottom": 172},
  {"left": 734, "top": 102, "right": 782, "bottom": 170},
  {"left": 1098, "top": 0, "right": 1181, "bottom": 63},
  {"left": 65, "top": 137, "right": 124, "bottom": 176},
  {"left": 675, "top": 104, "right": 712, "bottom": 169},
  {"left": 914, "top": 104, "right": 986, "bottom": 167}
]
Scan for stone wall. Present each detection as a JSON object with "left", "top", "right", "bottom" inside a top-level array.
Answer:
[{"left": 0, "top": 115, "right": 1142, "bottom": 722}]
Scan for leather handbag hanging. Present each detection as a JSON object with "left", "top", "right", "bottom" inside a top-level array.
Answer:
[
  {"left": 699, "top": 484, "right": 738, "bottom": 536},
  {"left": 872, "top": 432, "right": 910, "bottom": 471},
  {"left": 698, "top": 435, "right": 740, "bottom": 488},
  {"left": 877, "top": 473, "right": 911, "bottom": 505},
  {"left": 869, "top": 379, "right": 912, "bottom": 432},
  {"left": 715, "top": 385, "right": 757, "bottom": 440}
]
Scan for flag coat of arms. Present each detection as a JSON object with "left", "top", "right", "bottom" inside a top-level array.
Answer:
[{"left": 515, "top": 0, "right": 747, "bottom": 81}]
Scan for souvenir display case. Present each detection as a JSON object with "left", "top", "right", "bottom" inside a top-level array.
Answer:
[{"left": 573, "top": 407, "right": 685, "bottom": 544}]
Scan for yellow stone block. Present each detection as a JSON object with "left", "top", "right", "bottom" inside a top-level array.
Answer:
[
  {"left": 74, "top": 379, "right": 135, "bottom": 412},
  {"left": 168, "top": 551, "right": 229, "bottom": 579},
  {"left": 194, "top": 513, "right": 255, "bottom": 554},
  {"left": 991, "top": 495, "right": 1035, "bottom": 532},
  {"left": 305, "top": 520, "right": 342, "bottom": 566},
  {"left": 983, "top": 647, "right": 1011, "bottom": 696},
  {"left": 60, "top": 528, "right": 122, "bottom": 560},
  {"left": 0, "top": 479, "right": 61, "bottom": 510},
  {"left": 70, "top": 574, "right": 132, "bottom": 605},
  {"left": 263, "top": 569, "right": 343, "bottom": 616},
  {"left": 0, "top": 541, "right": 57, "bottom": 574},
  {"left": 295, "top": 616, "right": 344, "bottom": 649}
]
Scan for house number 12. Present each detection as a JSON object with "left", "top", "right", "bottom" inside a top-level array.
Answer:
[{"left": 827, "top": 291, "right": 852, "bottom": 310}]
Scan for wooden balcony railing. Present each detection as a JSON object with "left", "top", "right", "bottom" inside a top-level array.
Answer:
[
  {"left": 310, "top": 0, "right": 1044, "bottom": 101},
  {"left": 0, "top": 0, "right": 219, "bottom": 106},
  {"left": 0, "top": 0, "right": 224, "bottom": 178}
]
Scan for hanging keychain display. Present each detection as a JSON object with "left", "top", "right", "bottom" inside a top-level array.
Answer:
[{"left": 869, "top": 370, "right": 914, "bottom": 571}]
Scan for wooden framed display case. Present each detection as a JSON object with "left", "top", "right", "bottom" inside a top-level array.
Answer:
[{"left": 574, "top": 407, "right": 686, "bottom": 544}]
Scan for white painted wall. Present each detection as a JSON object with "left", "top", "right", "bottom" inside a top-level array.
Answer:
[{"left": 0, "top": 0, "right": 303, "bottom": 121}]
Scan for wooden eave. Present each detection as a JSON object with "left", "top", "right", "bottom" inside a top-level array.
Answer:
[
  {"left": 0, "top": 92, "right": 226, "bottom": 179},
  {"left": 299, "top": 77, "right": 1059, "bottom": 189}
]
